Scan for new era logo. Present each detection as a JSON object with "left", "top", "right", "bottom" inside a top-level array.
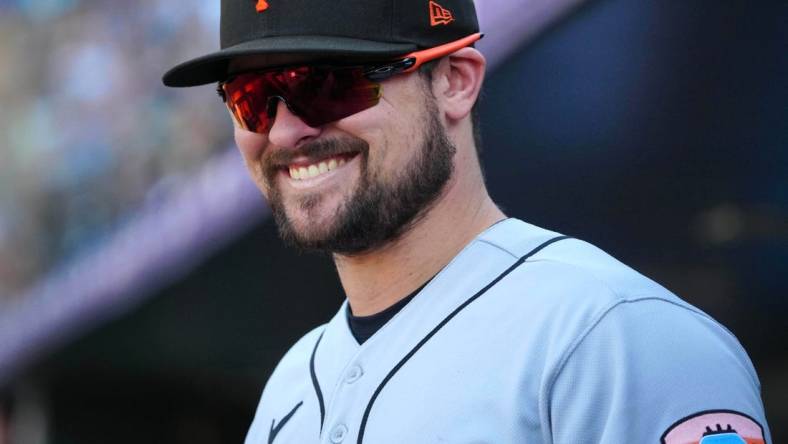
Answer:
[
  {"left": 429, "top": 1, "right": 454, "bottom": 26},
  {"left": 256, "top": 0, "right": 269, "bottom": 12}
]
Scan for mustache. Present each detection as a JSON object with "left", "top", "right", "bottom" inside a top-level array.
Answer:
[{"left": 265, "top": 137, "right": 369, "bottom": 166}]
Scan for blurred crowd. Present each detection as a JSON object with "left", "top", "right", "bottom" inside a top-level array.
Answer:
[{"left": 0, "top": 0, "right": 233, "bottom": 299}]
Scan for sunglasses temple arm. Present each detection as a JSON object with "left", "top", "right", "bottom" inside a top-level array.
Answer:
[{"left": 401, "top": 32, "right": 483, "bottom": 73}]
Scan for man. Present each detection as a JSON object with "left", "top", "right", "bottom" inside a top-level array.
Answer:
[{"left": 163, "top": 0, "right": 771, "bottom": 443}]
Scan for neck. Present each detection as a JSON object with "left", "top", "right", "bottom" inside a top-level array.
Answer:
[{"left": 334, "top": 164, "right": 505, "bottom": 316}]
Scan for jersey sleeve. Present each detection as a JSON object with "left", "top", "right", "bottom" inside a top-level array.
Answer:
[{"left": 546, "top": 298, "right": 771, "bottom": 444}]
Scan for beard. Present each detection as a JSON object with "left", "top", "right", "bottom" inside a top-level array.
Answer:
[{"left": 265, "top": 100, "right": 456, "bottom": 255}]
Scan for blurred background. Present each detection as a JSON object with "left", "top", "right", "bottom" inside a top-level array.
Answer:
[{"left": 0, "top": 0, "right": 785, "bottom": 442}]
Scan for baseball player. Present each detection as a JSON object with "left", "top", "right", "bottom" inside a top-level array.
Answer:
[{"left": 162, "top": 0, "right": 771, "bottom": 443}]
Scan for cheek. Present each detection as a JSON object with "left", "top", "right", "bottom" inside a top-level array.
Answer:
[
  {"left": 333, "top": 100, "right": 402, "bottom": 167},
  {"left": 329, "top": 77, "right": 427, "bottom": 170},
  {"left": 234, "top": 127, "right": 272, "bottom": 191},
  {"left": 234, "top": 127, "right": 268, "bottom": 161}
]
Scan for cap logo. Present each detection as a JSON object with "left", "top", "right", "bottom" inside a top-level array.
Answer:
[
  {"left": 256, "top": 0, "right": 269, "bottom": 12},
  {"left": 429, "top": 1, "right": 454, "bottom": 26}
]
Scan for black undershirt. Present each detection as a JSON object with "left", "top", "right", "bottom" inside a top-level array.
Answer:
[
  {"left": 344, "top": 220, "right": 509, "bottom": 344},
  {"left": 346, "top": 279, "right": 431, "bottom": 345}
]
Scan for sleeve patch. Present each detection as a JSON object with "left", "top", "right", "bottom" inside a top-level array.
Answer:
[{"left": 661, "top": 410, "right": 766, "bottom": 444}]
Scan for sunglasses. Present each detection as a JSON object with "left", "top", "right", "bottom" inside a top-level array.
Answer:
[{"left": 217, "top": 33, "right": 482, "bottom": 135}]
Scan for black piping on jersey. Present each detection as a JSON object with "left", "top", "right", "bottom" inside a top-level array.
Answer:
[
  {"left": 268, "top": 401, "right": 303, "bottom": 444},
  {"left": 355, "top": 235, "right": 571, "bottom": 444},
  {"left": 309, "top": 331, "right": 326, "bottom": 431}
]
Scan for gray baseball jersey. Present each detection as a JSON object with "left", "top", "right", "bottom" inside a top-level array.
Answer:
[{"left": 245, "top": 218, "right": 770, "bottom": 444}]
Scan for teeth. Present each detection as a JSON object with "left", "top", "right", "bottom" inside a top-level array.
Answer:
[{"left": 289, "top": 156, "right": 349, "bottom": 180}]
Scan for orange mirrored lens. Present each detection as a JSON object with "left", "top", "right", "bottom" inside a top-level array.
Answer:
[{"left": 222, "top": 66, "right": 382, "bottom": 134}]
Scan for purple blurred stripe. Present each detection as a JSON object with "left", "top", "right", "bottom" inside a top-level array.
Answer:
[
  {"left": 0, "top": 0, "right": 588, "bottom": 385},
  {"left": 478, "top": 0, "right": 587, "bottom": 69},
  {"left": 0, "top": 148, "right": 268, "bottom": 384}
]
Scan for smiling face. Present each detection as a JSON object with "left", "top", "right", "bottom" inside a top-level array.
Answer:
[{"left": 233, "top": 68, "right": 457, "bottom": 254}]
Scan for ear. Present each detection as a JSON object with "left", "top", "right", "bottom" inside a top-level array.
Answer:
[{"left": 431, "top": 47, "right": 486, "bottom": 122}]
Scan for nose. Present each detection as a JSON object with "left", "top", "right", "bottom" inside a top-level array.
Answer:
[{"left": 267, "top": 99, "right": 321, "bottom": 149}]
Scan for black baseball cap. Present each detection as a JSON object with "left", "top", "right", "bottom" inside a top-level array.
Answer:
[{"left": 162, "top": 0, "right": 480, "bottom": 87}]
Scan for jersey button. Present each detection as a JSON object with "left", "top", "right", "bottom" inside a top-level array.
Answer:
[
  {"left": 330, "top": 424, "right": 348, "bottom": 443},
  {"left": 345, "top": 365, "right": 363, "bottom": 384}
]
